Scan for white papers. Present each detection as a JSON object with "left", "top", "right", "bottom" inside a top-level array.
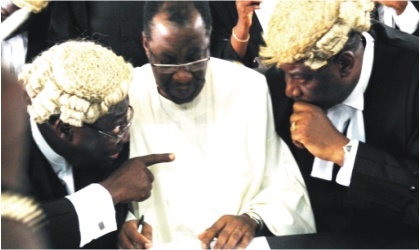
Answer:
[{"left": 151, "top": 236, "right": 270, "bottom": 250}]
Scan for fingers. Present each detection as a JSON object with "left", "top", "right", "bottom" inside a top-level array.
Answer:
[
  {"left": 198, "top": 218, "right": 226, "bottom": 249},
  {"left": 118, "top": 220, "right": 153, "bottom": 249},
  {"left": 139, "top": 153, "right": 175, "bottom": 167},
  {"left": 142, "top": 222, "right": 153, "bottom": 249},
  {"left": 199, "top": 215, "right": 254, "bottom": 249},
  {"left": 198, "top": 226, "right": 220, "bottom": 249},
  {"left": 118, "top": 220, "right": 139, "bottom": 249},
  {"left": 292, "top": 101, "right": 318, "bottom": 113},
  {"left": 228, "top": 229, "right": 253, "bottom": 250}
]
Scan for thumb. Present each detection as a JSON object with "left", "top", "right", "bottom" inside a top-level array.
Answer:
[{"left": 142, "top": 221, "right": 153, "bottom": 243}]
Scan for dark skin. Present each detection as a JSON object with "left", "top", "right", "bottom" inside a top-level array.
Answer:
[
  {"left": 37, "top": 98, "right": 175, "bottom": 205},
  {"left": 280, "top": 41, "right": 364, "bottom": 166},
  {"left": 231, "top": 0, "right": 262, "bottom": 58},
  {"left": 118, "top": 10, "right": 257, "bottom": 250},
  {"left": 142, "top": 12, "right": 209, "bottom": 105}
]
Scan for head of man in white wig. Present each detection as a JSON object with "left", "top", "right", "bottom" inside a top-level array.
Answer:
[
  {"left": 260, "top": 0, "right": 374, "bottom": 110},
  {"left": 19, "top": 41, "right": 134, "bottom": 170}
]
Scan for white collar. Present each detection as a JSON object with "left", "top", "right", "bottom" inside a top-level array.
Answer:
[
  {"left": 338, "top": 32, "right": 375, "bottom": 111},
  {"left": 30, "top": 119, "right": 72, "bottom": 177}
]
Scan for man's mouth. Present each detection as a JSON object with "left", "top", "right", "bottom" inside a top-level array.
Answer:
[
  {"left": 171, "top": 87, "right": 194, "bottom": 99},
  {"left": 109, "top": 152, "right": 119, "bottom": 160}
]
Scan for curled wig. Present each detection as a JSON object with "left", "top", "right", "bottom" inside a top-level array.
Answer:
[
  {"left": 11, "top": 0, "right": 49, "bottom": 13},
  {"left": 260, "top": 0, "right": 374, "bottom": 70},
  {"left": 19, "top": 41, "right": 133, "bottom": 127}
]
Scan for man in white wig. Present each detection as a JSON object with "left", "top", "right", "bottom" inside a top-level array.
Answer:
[
  {"left": 19, "top": 40, "right": 174, "bottom": 248},
  {"left": 262, "top": 0, "right": 418, "bottom": 247}
]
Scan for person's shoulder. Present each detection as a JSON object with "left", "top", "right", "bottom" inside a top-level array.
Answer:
[
  {"left": 209, "top": 57, "right": 268, "bottom": 94},
  {"left": 209, "top": 57, "right": 266, "bottom": 81},
  {"left": 370, "top": 22, "right": 419, "bottom": 53}
]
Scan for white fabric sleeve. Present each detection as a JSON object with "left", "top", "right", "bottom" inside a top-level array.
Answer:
[
  {"left": 239, "top": 90, "right": 316, "bottom": 236},
  {"left": 65, "top": 184, "right": 117, "bottom": 247},
  {"left": 393, "top": 1, "right": 419, "bottom": 34},
  {"left": 336, "top": 140, "right": 359, "bottom": 187}
]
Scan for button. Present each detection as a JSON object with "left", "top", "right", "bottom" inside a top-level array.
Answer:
[
  {"left": 122, "top": 17, "right": 127, "bottom": 22},
  {"left": 409, "top": 186, "right": 416, "bottom": 192},
  {"left": 122, "top": 36, "right": 128, "bottom": 42},
  {"left": 413, "top": 171, "right": 419, "bottom": 177}
]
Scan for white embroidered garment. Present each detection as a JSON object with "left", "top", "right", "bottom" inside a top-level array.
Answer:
[
  {"left": 129, "top": 58, "right": 316, "bottom": 244},
  {"left": 310, "top": 32, "right": 374, "bottom": 185}
]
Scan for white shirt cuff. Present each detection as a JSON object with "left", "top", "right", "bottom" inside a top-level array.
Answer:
[
  {"left": 393, "top": 1, "right": 419, "bottom": 34},
  {"left": 336, "top": 140, "right": 359, "bottom": 187},
  {"left": 126, "top": 210, "right": 137, "bottom": 221},
  {"left": 65, "top": 184, "right": 117, "bottom": 247}
]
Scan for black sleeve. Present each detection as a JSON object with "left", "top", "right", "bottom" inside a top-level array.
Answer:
[{"left": 41, "top": 198, "right": 81, "bottom": 249}]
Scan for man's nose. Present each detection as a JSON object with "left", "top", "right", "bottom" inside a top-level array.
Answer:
[
  {"left": 285, "top": 80, "right": 303, "bottom": 99},
  {"left": 172, "top": 67, "right": 193, "bottom": 84},
  {"left": 119, "top": 130, "right": 130, "bottom": 144}
]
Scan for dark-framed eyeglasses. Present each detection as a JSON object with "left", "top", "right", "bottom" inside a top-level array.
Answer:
[
  {"left": 151, "top": 57, "right": 210, "bottom": 74},
  {"left": 84, "top": 105, "right": 134, "bottom": 144}
]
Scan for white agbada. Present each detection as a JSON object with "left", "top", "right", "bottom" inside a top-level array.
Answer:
[{"left": 129, "top": 57, "right": 316, "bottom": 244}]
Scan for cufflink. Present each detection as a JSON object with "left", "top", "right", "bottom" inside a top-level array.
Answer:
[{"left": 98, "top": 222, "right": 105, "bottom": 230}]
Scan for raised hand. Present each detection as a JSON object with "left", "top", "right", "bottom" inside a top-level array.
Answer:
[{"left": 235, "top": 0, "right": 262, "bottom": 29}]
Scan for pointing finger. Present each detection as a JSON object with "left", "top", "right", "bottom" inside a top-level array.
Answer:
[{"left": 138, "top": 153, "right": 175, "bottom": 167}]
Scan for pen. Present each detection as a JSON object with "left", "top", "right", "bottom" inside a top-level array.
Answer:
[{"left": 137, "top": 215, "right": 145, "bottom": 233}]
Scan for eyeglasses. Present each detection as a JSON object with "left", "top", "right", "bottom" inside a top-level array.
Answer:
[
  {"left": 151, "top": 57, "right": 210, "bottom": 74},
  {"left": 84, "top": 105, "right": 134, "bottom": 144}
]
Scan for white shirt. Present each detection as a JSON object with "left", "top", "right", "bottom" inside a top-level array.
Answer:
[
  {"left": 310, "top": 33, "right": 375, "bottom": 186},
  {"left": 129, "top": 58, "right": 316, "bottom": 244},
  {"left": 30, "top": 120, "right": 117, "bottom": 247},
  {"left": 377, "top": 1, "right": 419, "bottom": 35}
]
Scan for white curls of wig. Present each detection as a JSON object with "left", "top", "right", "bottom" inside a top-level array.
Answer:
[
  {"left": 11, "top": 0, "right": 49, "bottom": 13},
  {"left": 260, "top": 0, "right": 374, "bottom": 70},
  {"left": 19, "top": 41, "right": 133, "bottom": 127}
]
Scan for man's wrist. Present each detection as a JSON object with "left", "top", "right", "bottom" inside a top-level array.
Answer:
[{"left": 244, "top": 212, "right": 263, "bottom": 236}]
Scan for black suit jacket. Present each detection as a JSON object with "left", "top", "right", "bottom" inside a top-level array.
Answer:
[
  {"left": 25, "top": 137, "right": 130, "bottom": 249},
  {"left": 209, "top": 1, "right": 265, "bottom": 68},
  {"left": 24, "top": 1, "right": 147, "bottom": 67},
  {"left": 266, "top": 23, "right": 418, "bottom": 247}
]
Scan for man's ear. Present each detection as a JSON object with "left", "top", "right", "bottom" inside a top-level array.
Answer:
[
  {"left": 336, "top": 51, "right": 355, "bottom": 78},
  {"left": 142, "top": 32, "right": 150, "bottom": 58},
  {"left": 53, "top": 119, "right": 73, "bottom": 141}
]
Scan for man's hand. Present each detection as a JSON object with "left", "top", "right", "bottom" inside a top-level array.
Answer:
[
  {"left": 374, "top": 1, "right": 408, "bottom": 15},
  {"left": 1, "top": 0, "right": 20, "bottom": 22},
  {"left": 100, "top": 153, "right": 175, "bottom": 205},
  {"left": 118, "top": 219, "right": 153, "bottom": 249},
  {"left": 290, "top": 102, "right": 349, "bottom": 166},
  {"left": 198, "top": 214, "right": 257, "bottom": 250}
]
